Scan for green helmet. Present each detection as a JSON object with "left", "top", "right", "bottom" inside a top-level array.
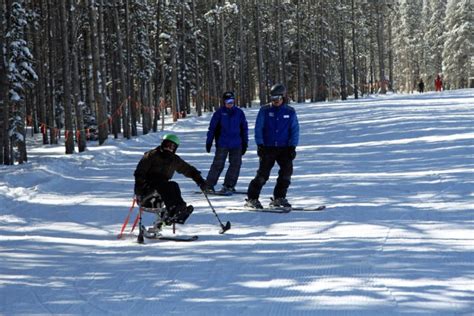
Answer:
[{"left": 162, "top": 133, "right": 180, "bottom": 146}]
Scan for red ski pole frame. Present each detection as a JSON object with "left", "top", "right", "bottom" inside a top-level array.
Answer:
[{"left": 117, "top": 197, "right": 137, "bottom": 239}]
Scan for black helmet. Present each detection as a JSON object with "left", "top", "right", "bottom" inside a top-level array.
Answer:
[
  {"left": 270, "top": 83, "right": 287, "bottom": 96},
  {"left": 222, "top": 91, "right": 235, "bottom": 101}
]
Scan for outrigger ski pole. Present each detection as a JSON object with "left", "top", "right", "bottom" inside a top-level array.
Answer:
[{"left": 201, "top": 189, "right": 231, "bottom": 234}]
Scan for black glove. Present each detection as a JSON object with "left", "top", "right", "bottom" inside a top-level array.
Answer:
[
  {"left": 206, "top": 143, "right": 212, "bottom": 153},
  {"left": 257, "top": 145, "right": 265, "bottom": 158},
  {"left": 199, "top": 180, "right": 213, "bottom": 192},
  {"left": 288, "top": 146, "right": 296, "bottom": 160},
  {"left": 242, "top": 142, "right": 248, "bottom": 156}
]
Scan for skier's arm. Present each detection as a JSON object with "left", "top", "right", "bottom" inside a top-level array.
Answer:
[
  {"left": 254, "top": 108, "right": 265, "bottom": 146},
  {"left": 206, "top": 111, "right": 221, "bottom": 147},
  {"left": 289, "top": 111, "right": 299, "bottom": 147},
  {"left": 174, "top": 156, "right": 206, "bottom": 186},
  {"left": 240, "top": 111, "right": 249, "bottom": 154}
]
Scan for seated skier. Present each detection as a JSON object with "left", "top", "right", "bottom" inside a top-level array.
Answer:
[{"left": 134, "top": 134, "right": 211, "bottom": 225}]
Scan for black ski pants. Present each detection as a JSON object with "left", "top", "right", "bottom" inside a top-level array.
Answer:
[
  {"left": 206, "top": 147, "right": 242, "bottom": 188},
  {"left": 155, "top": 180, "right": 186, "bottom": 214},
  {"left": 247, "top": 147, "right": 293, "bottom": 200}
]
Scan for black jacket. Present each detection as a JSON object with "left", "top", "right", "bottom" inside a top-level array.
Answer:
[{"left": 134, "top": 146, "right": 204, "bottom": 196}]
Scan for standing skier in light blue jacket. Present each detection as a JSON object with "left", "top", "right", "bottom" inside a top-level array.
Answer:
[{"left": 246, "top": 83, "right": 299, "bottom": 209}]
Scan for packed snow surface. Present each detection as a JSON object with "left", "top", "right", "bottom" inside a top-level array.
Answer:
[{"left": 1, "top": 90, "right": 473, "bottom": 315}]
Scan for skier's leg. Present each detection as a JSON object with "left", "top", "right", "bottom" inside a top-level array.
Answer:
[
  {"left": 223, "top": 147, "right": 242, "bottom": 188},
  {"left": 247, "top": 150, "right": 276, "bottom": 199},
  {"left": 159, "top": 181, "right": 185, "bottom": 211},
  {"left": 273, "top": 149, "right": 293, "bottom": 199},
  {"left": 206, "top": 147, "right": 229, "bottom": 187}
]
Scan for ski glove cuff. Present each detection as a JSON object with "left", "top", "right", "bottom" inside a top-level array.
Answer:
[{"left": 288, "top": 146, "right": 296, "bottom": 160}]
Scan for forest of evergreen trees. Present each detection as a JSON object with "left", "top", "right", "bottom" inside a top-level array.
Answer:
[{"left": 0, "top": 0, "right": 472, "bottom": 164}]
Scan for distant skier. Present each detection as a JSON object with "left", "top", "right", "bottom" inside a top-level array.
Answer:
[
  {"left": 418, "top": 79, "right": 425, "bottom": 93},
  {"left": 246, "top": 83, "right": 299, "bottom": 209},
  {"left": 205, "top": 91, "right": 249, "bottom": 194},
  {"left": 435, "top": 75, "right": 443, "bottom": 92},
  {"left": 134, "top": 134, "right": 211, "bottom": 224}
]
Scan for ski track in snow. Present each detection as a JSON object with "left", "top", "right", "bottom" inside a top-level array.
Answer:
[{"left": 1, "top": 90, "right": 473, "bottom": 315}]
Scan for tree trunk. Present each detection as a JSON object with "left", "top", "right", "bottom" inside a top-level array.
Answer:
[
  {"left": 32, "top": 0, "right": 48, "bottom": 145},
  {"left": 297, "top": 0, "right": 304, "bottom": 103},
  {"left": 219, "top": 0, "right": 227, "bottom": 92},
  {"left": 376, "top": 5, "right": 386, "bottom": 94},
  {"left": 47, "top": 0, "right": 57, "bottom": 144},
  {"left": 254, "top": 0, "right": 266, "bottom": 105},
  {"left": 206, "top": 22, "right": 217, "bottom": 111},
  {"left": 88, "top": 0, "right": 108, "bottom": 144},
  {"left": 0, "top": 0, "right": 9, "bottom": 164},
  {"left": 351, "top": 0, "right": 358, "bottom": 99},
  {"left": 113, "top": 0, "right": 129, "bottom": 139},
  {"left": 238, "top": 0, "right": 246, "bottom": 107},
  {"left": 191, "top": 0, "right": 202, "bottom": 115},
  {"left": 69, "top": 0, "right": 86, "bottom": 152},
  {"left": 60, "top": 0, "right": 74, "bottom": 154}
]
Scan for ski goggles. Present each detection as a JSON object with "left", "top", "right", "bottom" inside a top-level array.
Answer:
[
  {"left": 270, "top": 95, "right": 283, "bottom": 101},
  {"left": 225, "top": 98, "right": 235, "bottom": 105},
  {"left": 163, "top": 140, "right": 178, "bottom": 152}
]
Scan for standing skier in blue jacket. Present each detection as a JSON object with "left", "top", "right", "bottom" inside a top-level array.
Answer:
[
  {"left": 246, "top": 83, "right": 299, "bottom": 209},
  {"left": 205, "top": 91, "right": 249, "bottom": 193}
]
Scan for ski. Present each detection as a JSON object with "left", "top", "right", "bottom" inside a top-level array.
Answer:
[
  {"left": 195, "top": 191, "right": 232, "bottom": 196},
  {"left": 227, "top": 205, "right": 326, "bottom": 213},
  {"left": 194, "top": 191, "right": 247, "bottom": 196},
  {"left": 226, "top": 206, "right": 290, "bottom": 213},
  {"left": 138, "top": 225, "right": 198, "bottom": 242},
  {"left": 154, "top": 235, "right": 198, "bottom": 242},
  {"left": 144, "top": 232, "right": 198, "bottom": 242},
  {"left": 291, "top": 205, "right": 326, "bottom": 211}
]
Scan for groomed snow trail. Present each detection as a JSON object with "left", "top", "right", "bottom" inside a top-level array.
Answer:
[{"left": 1, "top": 90, "right": 473, "bottom": 315}]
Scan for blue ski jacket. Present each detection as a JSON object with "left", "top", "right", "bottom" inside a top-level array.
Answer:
[
  {"left": 255, "top": 103, "right": 299, "bottom": 147},
  {"left": 206, "top": 105, "right": 248, "bottom": 149}
]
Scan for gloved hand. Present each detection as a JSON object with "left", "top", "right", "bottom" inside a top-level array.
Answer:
[
  {"left": 242, "top": 142, "right": 248, "bottom": 156},
  {"left": 199, "top": 180, "right": 213, "bottom": 193},
  {"left": 206, "top": 143, "right": 212, "bottom": 153},
  {"left": 288, "top": 146, "right": 296, "bottom": 160},
  {"left": 257, "top": 145, "right": 265, "bottom": 158}
]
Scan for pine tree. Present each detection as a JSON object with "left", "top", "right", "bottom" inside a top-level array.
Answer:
[
  {"left": 425, "top": 0, "right": 447, "bottom": 88},
  {"left": 442, "top": 0, "right": 471, "bottom": 89},
  {"left": 3, "top": 1, "right": 37, "bottom": 164}
]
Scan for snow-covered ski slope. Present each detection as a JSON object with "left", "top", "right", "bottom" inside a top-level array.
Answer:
[{"left": 1, "top": 90, "right": 473, "bottom": 315}]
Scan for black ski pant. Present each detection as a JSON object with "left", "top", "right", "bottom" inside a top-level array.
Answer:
[
  {"left": 155, "top": 181, "right": 186, "bottom": 215},
  {"left": 247, "top": 147, "right": 293, "bottom": 200},
  {"left": 206, "top": 147, "right": 242, "bottom": 188}
]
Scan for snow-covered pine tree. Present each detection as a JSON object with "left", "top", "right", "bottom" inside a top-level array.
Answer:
[
  {"left": 393, "top": 0, "right": 423, "bottom": 92},
  {"left": 442, "top": 0, "right": 471, "bottom": 89},
  {"left": 130, "top": 0, "right": 156, "bottom": 135},
  {"left": 423, "top": 0, "right": 447, "bottom": 89},
  {"left": 0, "top": 0, "right": 8, "bottom": 164},
  {"left": 3, "top": 1, "right": 37, "bottom": 164}
]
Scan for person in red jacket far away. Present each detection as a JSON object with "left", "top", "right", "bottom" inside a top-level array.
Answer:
[{"left": 435, "top": 74, "right": 443, "bottom": 92}]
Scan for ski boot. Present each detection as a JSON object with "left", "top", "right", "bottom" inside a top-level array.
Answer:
[
  {"left": 269, "top": 197, "right": 292, "bottom": 209},
  {"left": 245, "top": 198, "right": 263, "bottom": 209},
  {"left": 218, "top": 185, "right": 236, "bottom": 194}
]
